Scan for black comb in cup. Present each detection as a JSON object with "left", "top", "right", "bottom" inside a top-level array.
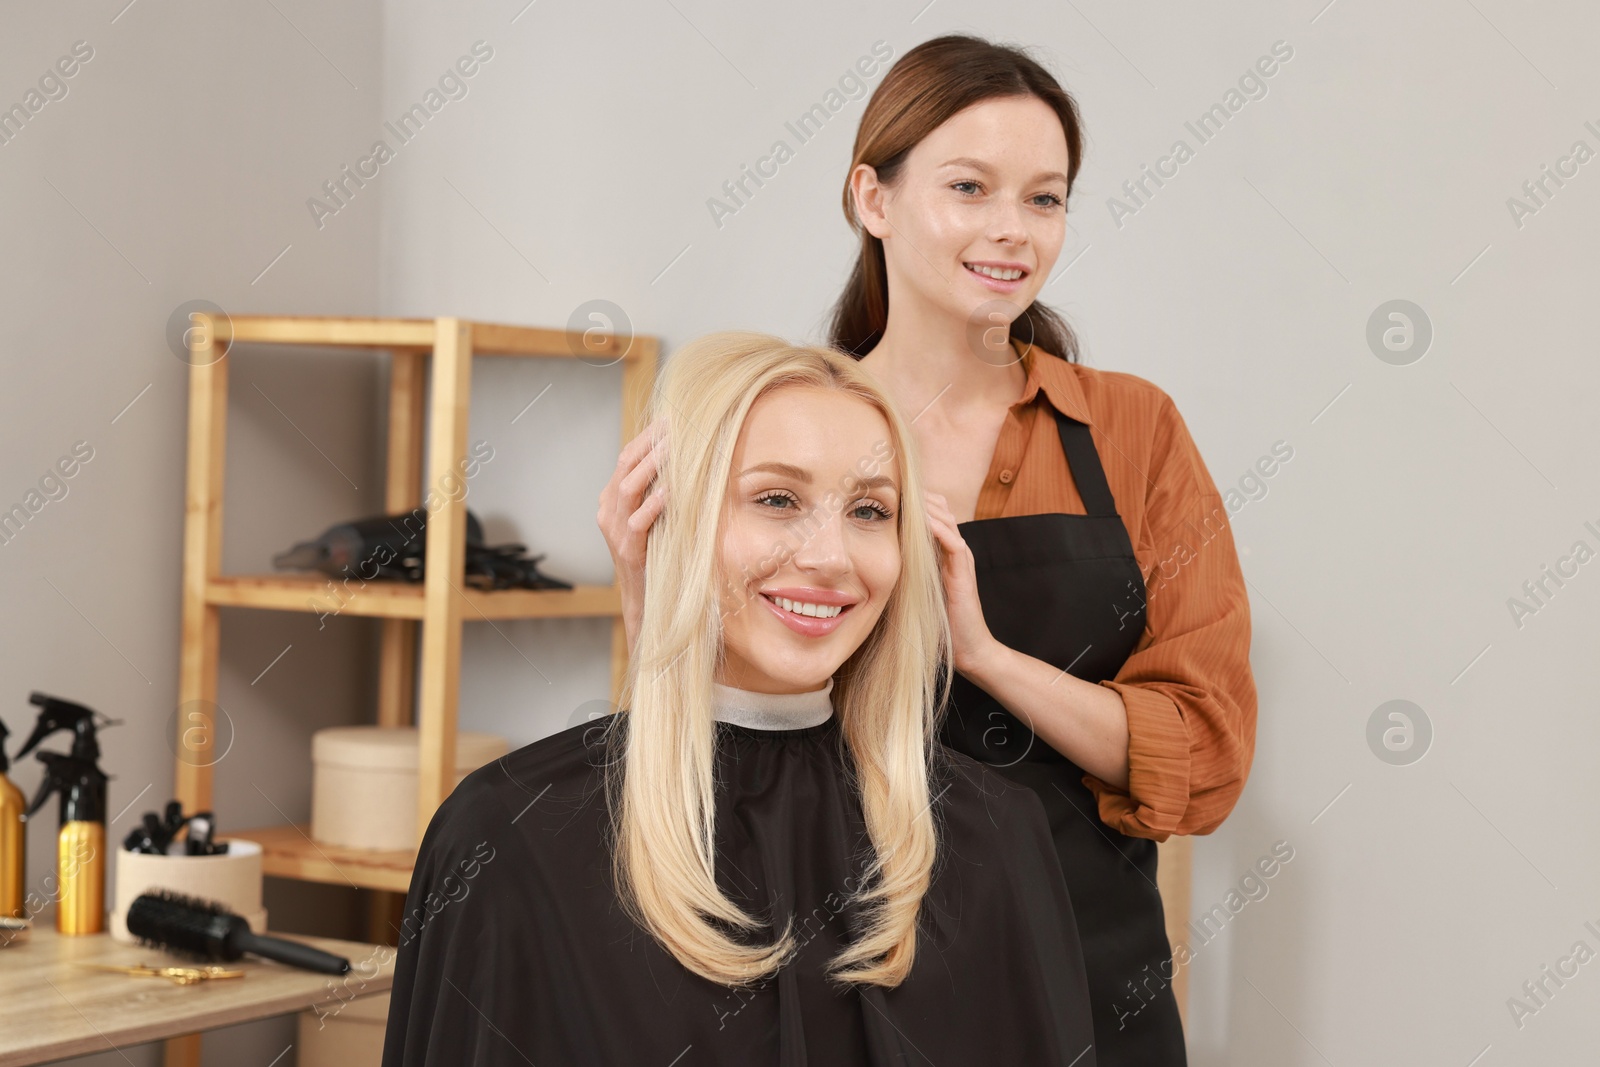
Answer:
[{"left": 126, "top": 889, "right": 351, "bottom": 975}]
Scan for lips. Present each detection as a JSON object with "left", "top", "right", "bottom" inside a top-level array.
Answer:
[
  {"left": 758, "top": 592, "right": 856, "bottom": 638},
  {"left": 963, "top": 261, "right": 1030, "bottom": 291}
]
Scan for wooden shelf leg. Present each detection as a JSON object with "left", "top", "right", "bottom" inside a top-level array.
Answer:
[
  {"left": 377, "top": 346, "right": 428, "bottom": 734},
  {"left": 176, "top": 321, "right": 230, "bottom": 810},
  {"left": 414, "top": 319, "right": 472, "bottom": 846},
  {"left": 377, "top": 620, "right": 418, "bottom": 728},
  {"left": 163, "top": 1032, "right": 202, "bottom": 1067}
]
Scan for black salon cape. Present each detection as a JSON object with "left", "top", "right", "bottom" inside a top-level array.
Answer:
[{"left": 381, "top": 714, "right": 1097, "bottom": 1067}]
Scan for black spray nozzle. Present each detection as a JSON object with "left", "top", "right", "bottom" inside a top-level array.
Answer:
[
  {"left": 17, "top": 692, "right": 121, "bottom": 763},
  {"left": 0, "top": 717, "right": 10, "bottom": 774},
  {"left": 23, "top": 750, "right": 108, "bottom": 824}
]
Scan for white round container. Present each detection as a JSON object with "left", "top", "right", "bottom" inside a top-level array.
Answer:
[
  {"left": 311, "top": 726, "right": 508, "bottom": 851},
  {"left": 111, "top": 838, "right": 265, "bottom": 944}
]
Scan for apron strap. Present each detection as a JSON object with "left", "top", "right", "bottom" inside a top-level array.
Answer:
[{"left": 1053, "top": 411, "right": 1117, "bottom": 517}]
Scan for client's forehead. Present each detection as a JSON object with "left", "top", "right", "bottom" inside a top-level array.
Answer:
[{"left": 733, "top": 387, "right": 897, "bottom": 490}]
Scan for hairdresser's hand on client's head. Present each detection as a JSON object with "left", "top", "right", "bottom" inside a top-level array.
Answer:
[
  {"left": 924, "top": 492, "right": 999, "bottom": 676},
  {"left": 597, "top": 417, "right": 668, "bottom": 658}
]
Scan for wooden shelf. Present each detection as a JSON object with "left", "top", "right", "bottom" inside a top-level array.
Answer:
[
  {"left": 227, "top": 825, "right": 417, "bottom": 893},
  {"left": 222, "top": 314, "right": 632, "bottom": 360},
  {"left": 206, "top": 574, "right": 622, "bottom": 620},
  {"left": 177, "top": 314, "right": 653, "bottom": 825}
]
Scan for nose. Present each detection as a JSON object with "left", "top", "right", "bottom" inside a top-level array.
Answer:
[
  {"left": 985, "top": 195, "right": 1029, "bottom": 247},
  {"left": 787, "top": 499, "right": 852, "bottom": 581}
]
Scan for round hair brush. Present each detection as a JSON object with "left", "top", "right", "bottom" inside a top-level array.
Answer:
[{"left": 127, "top": 889, "right": 351, "bottom": 975}]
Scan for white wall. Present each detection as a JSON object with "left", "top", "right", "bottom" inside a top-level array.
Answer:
[
  {"left": 0, "top": 1, "right": 387, "bottom": 1063},
  {"left": 3, "top": 0, "right": 1596, "bottom": 1063}
]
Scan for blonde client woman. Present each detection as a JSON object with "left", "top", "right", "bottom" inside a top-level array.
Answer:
[{"left": 382, "top": 332, "right": 1097, "bottom": 1065}]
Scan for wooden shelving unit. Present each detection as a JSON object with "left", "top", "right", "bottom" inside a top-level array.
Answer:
[{"left": 170, "top": 315, "right": 653, "bottom": 984}]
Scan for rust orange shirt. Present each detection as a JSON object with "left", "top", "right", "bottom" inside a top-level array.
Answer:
[{"left": 973, "top": 342, "right": 1257, "bottom": 841}]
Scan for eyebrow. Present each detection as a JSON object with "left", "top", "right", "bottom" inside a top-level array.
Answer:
[
  {"left": 939, "top": 156, "right": 1069, "bottom": 185},
  {"left": 739, "top": 461, "right": 899, "bottom": 498}
]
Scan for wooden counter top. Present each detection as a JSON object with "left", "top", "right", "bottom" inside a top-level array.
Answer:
[{"left": 0, "top": 921, "right": 395, "bottom": 1066}]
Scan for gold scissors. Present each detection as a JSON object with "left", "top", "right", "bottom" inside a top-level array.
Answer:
[{"left": 75, "top": 962, "right": 246, "bottom": 986}]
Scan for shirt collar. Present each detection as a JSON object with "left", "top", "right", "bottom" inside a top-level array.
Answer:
[{"left": 1011, "top": 338, "right": 1093, "bottom": 426}]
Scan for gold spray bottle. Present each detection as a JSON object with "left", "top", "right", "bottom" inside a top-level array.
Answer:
[
  {"left": 25, "top": 753, "right": 106, "bottom": 933},
  {"left": 16, "top": 694, "right": 115, "bottom": 935},
  {"left": 0, "top": 719, "right": 23, "bottom": 919}
]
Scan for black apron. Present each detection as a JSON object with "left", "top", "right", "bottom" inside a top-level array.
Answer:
[{"left": 940, "top": 407, "right": 1188, "bottom": 1065}]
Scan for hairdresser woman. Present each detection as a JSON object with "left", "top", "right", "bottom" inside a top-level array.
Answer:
[{"left": 601, "top": 35, "right": 1256, "bottom": 1066}]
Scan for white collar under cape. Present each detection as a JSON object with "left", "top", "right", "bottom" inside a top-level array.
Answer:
[{"left": 710, "top": 675, "right": 835, "bottom": 730}]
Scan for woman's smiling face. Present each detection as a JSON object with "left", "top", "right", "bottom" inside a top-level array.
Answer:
[
  {"left": 716, "top": 385, "right": 902, "bottom": 694},
  {"left": 858, "top": 94, "right": 1071, "bottom": 336}
]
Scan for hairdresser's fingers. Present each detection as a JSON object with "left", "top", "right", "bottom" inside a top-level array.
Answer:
[
  {"left": 921, "top": 495, "right": 953, "bottom": 537},
  {"left": 923, "top": 505, "right": 989, "bottom": 672},
  {"left": 617, "top": 485, "right": 664, "bottom": 658},
  {"left": 616, "top": 416, "right": 666, "bottom": 470},
  {"left": 598, "top": 420, "right": 667, "bottom": 547},
  {"left": 616, "top": 473, "right": 666, "bottom": 563},
  {"left": 926, "top": 506, "right": 974, "bottom": 572},
  {"left": 601, "top": 418, "right": 665, "bottom": 503},
  {"left": 628, "top": 483, "right": 667, "bottom": 534},
  {"left": 936, "top": 527, "right": 976, "bottom": 578},
  {"left": 616, "top": 440, "right": 665, "bottom": 513},
  {"left": 599, "top": 421, "right": 663, "bottom": 515},
  {"left": 925, "top": 509, "right": 957, "bottom": 559},
  {"left": 607, "top": 505, "right": 650, "bottom": 592},
  {"left": 924, "top": 492, "right": 959, "bottom": 529},
  {"left": 615, "top": 500, "right": 656, "bottom": 659}
]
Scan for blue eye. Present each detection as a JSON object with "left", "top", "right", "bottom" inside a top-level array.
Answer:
[{"left": 755, "top": 491, "right": 799, "bottom": 510}]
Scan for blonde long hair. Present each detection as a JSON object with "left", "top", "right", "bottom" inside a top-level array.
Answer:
[{"left": 607, "top": 330, "right": 953, "bottom": 989}]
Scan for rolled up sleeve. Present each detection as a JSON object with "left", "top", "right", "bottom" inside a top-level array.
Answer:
[{"left": 1082, "top": 395, "right": 1258, "bottom": 841}]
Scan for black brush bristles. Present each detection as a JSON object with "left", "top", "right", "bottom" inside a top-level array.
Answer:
[{"left": 126, "top": 887, "right": 247, "bottom": 962}]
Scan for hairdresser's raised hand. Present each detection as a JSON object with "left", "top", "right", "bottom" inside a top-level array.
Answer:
[
  {"left": 597, "top": 417, "right": 668, "bottom": 658},
  {"left": 924, "top": 492, "right": 999, "bottom": 675}
]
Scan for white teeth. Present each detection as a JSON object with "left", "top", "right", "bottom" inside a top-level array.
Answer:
[
  {"left": 769, "top": 595, "right": 843, "bottom": 619},
  {"left": 967, "top": 263, "right": 1024, "bottom": 281}
]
